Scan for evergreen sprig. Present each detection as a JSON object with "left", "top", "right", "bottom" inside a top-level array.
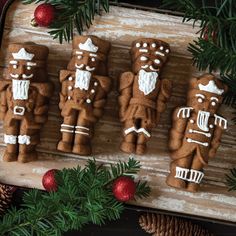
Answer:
[
  {"left": 163, "top": 0, "right": 236, "bottom": 103},
  {"left": 226, "top": 168, "right": 236, "bottom": 191},
  {"left": 0, "top": 158, "right": 150, "bottom": 236},
  {"left": 22, "top": 0, "right": 113, "bottom": 43}
]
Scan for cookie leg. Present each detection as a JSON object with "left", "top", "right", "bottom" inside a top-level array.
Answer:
[
  {"left": 166, "top": 154, "right": 193, "bottom": 190},
  {"left": 18, "top": 127, "right": 39, "bottom": 163},
  {"left": 57, "top": 112, "right": 77, "bottom": 153},
  {"left": 136, "top": 119, "right": 151, "bottom": 155},
  {"left": 72, "top": 117, "right": 92, "bottom": 156},
  {"left": 120, "top": 119, "right": 136, "bottom": 154},
  {"left": 3, "top": 121, "right": 19, "bottom": 162},
  {"left": 186, "top": 154, "right": 205, "bottom": 192}
]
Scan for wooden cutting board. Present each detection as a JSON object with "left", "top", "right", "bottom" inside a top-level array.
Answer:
[{"left": 0, "top": 0, "right": 236, "bottom": 223}]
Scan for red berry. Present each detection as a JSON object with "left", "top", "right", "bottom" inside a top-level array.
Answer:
[
  {"left": 34, "top": 3, "right": 55, "bottom": 27},
  {"left": 42, "top": 169, "right": 58, "bottom": 192},
  {"left": 112, "top": 176, "right": 136, "bottom": 202}
]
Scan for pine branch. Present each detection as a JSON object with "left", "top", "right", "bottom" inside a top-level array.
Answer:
[
  {"left": 226, "top": 168, "right": 236, "bottom": 191},
  {"left": 22, "top": 0, "right": 113, "bottom": 43},
  {"left": 0, "top": 158, "right": 150, "bottom": 235}
]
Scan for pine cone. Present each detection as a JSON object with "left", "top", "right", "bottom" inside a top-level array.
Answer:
[
  {"left": 139, "top": 213, "right": 213, "bottom": 236},
  {"left": 0, "top": 184, "right": 16, "bottom": 216}
]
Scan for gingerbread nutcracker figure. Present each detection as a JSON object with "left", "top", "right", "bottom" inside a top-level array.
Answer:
[
  {"left": 57, "top": 35, "right": 111, "bottom": 155},
  {"left": 118, "top": 38, "right": 172, "bottom": 155},
  {"left": 0, "top": 42, "right": 54, "bottom": 163},
  {"left": 167, "top": 74, "right": 228, "bottom": 192}
]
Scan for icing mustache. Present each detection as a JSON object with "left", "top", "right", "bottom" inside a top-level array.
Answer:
[
  {"left": 75, "top": 64, "right": 95, "bottom": 71},
  {"left": 10, "top": 73, "right": 33, "bottom": 79},
  {"left": 141, "top": 65, "right": 159, "bottom": 72}
]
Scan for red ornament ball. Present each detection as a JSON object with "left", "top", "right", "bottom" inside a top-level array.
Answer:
[
  {"left": 112, "top": 176, "right": 136, "bottom": 202},
  {"left": 42, "top": 169, "right": 58, "bottom": 192},
  {"left": 34, "top": 3, "right": 55, "bottom": 27}
]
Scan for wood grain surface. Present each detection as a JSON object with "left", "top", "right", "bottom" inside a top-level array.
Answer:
[{"left": 0, "top": 0, "right": 236, "bottom": 222}]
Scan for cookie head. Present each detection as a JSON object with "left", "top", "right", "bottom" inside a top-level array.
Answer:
[
  {"left": 130, "top": 38, "right": 170, "bottom": 74},
  {"left": 7, "top": 42, "right": 49, "bottom": 83},
  {"left": 68, "top": 36, "right": 111, "bottom": 75},
  {"left": 188, "top": 74, "right": 227, "bottom": 114}
]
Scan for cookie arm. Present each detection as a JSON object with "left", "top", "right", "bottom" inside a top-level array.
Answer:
[
  {"left": 0, "top": 80, "right": 10, "bottom": 120},
  {"left": 92, "top": 75, "right": 112, "bottom": 120},
  {"left": 118, "top": 72, "right": 134, "bottom": 121},
  {"left": 169, "top": 107, "right": 189, "bottom": 151},
  {"left": 156, "top": 79, "right": 172, "bottom": 123},
  {"left": 208, "top": 126, "right": 224, "bottom": 159},
  {"left": 59, "top": 70, "right": 70, "bottom": 111}
]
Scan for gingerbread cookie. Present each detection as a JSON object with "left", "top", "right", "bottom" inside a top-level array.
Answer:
[
  {"left": 118, "top": 38, "right": 172, "bottom": 155},
  {"left": 57, "top": 35, "right": 111, "bottom": 155},
  {"left": 0, "top": 42, "right": 54, "bottom": 163},
  {"left": 167, "top": 74, "right": 228, "bottom": 192}
]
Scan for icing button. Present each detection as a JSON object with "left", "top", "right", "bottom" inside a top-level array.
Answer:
[
  {"left": 94, "top": 82, "right": 98, "bottom": 86},
  {"left": 68, "top": 96, "right": 72, "bottom": 100},
  {"left": 86, "top": 99, "right": 91, "bottom": 104},
  {"left": 190, "top": 119, "right": 194, "bottom": 124},
  {"left": 68, "top": 86, "right": 73, "bottom": 90},
  {"left": 209, "top": 124, "right": 214, "bottom": 128},
  {"left": 91, "top": 89, "right": 95, "bottom": 94},
  {"left": 68, "top": 76, "right": 73, "bottom": 81}
]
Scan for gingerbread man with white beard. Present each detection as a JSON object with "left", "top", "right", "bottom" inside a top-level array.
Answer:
[
  {"left": 57, "top": 36, "right": 111, "bottom": 155},
  {"left": 118, "top": 38, "right": 172, "bottom": 155},
  {"left": 0, "top": 42, "right": 53, "bottom": 163},
  {"left": 167, "top": 74, "right": 228, "bottom": 192}
]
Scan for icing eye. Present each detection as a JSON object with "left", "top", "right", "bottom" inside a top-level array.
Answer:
[
  {"left": 165, "top": 49, "right": 170, "bottom": 53},
  {"left": 154, "top": 59, "right": 160, "bottom": 64},
  {"left": 27, "top": 66, "right": 31, "bottom": 70},
  {"left": 198, "top": 98, "right": 203, "bottom": 103},
  {"left": 77, "top": 55, "right": 82, "bottom": 59},
  {"left": 140, "top": 56, "right": 148, "bottom": 61},
  {"left": 152, "top": 43, "right": 156, "bottom": 48},
  {"left": 143, "top": 43, "right": 148, "bottom": 47},
  {"left": 211, "top": 101, "right": 216, "bottom": 106},
  {"left": 136, "top": 43, "right": 141, "bottom": 48},
  {"left": 91, "top": 58, "right": 96, "bottom": 62},
  {"left": 160, "top": 46, "right": 164, "bottom": 51}
]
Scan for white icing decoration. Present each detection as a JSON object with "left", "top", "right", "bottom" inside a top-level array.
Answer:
[
  {"left": 91, "top": 89, "right": 95, "bottom": 93},
  {"left": 68, "top": 96, "right": 72, "bottom": 100},
  {"left": 211, "top": 101, "right": 216, "bottom": 106},
  {"left": 27, "top": 66, "right": 31, "bottom": 70},
  {"left": 13, "top": 65, "right": 17, "bottom": 69},
  {"left": 61, "top": 124, "right": 74, "bottom": 128},
  {"left": 4, "top": 134, "right": 17, "bottom": 144},
  {"left": 74, "top": 69, "right": 91, "bottom": 90},
  {"left": 197, "top": 110, "right": 210, "bottom": 131},
  {"left": 76, "top": 51, "right": 83, "bottom": 55},
  {"left": 27, "top": 62, "right": 37, "bottom": 66},
  {"left": 175, "top": 166, "right": 189, "bottom": 180},
  {"left": 138, "top": 69, "right": 158, "bottom": 95},
  {"left": 160, "top": 46, "right": 164, "bottom": 50},
  {"left": 12, "top": 48, "right": 34, "bottom": 61},
  {"left": 86, "top": 99, "right": 91, "bottom": 103},
  {"left": 187, "top": 138, "right": 209, "bottom": 147},
  {"left": 136, "top": 43, "right": 141, "bottom": 48},
  {"left": 152, "top": 43, "right": 156, "bottom": 48},
  {"left": 198, "top": 98, "right": 203, "bottom": 103},
  {"left": 140, "top": 56, "right": 148, "bottom": 61},
  {"left": 75, "top": 126, "right": 89, "bottom": 131},
  {"left": 177, "top": 107, "right": 193, "bottom": 118},
  {"left": 13, "top": 106, "right": 25, "bottom": 116},
  {"left": 91, "top": 58, "right": 96, "bottom": 62},
  {"left": 68, "top": 77, "right": 73, "bottom": 81},
  {"left": 12, "top": 79, "right": 30, "bottom": 100},
  {"left": 89, "top": 53, "right": 97, "bottom": 57},
  {"left": 188, "top": 129, "right": 211, "bottom": 137},
  {"left": 165, "top": 49, "right": 170, "bottom": 53},
  {"left": 154, "top": 59, "right": 160, "bottom": 64},
  {"left": 75, "top": 64, "right": 84, "bottom": 69},
  {"left": 18, "top": 135, "right": 30, "bottom": 145},
  {"left": 190, "top": 119, "right": 194, "bottom": 124},
  {"left": 196, "top": 93, "right": 205, "bottom": 99},
  {"left": 214, "top": 114, "right": 227, "bottom": 129},
  {"left": 22, "top": 74, "right": 33, "bottom": 79},
  {"left": 209, "top": 124, "right": 214, "bottom": 128},
  {"left": 143, "top": 43, "right": 148, "bottom": 47},
  {"left": 75, "top": 131, "right": 89, "bottom": 135},
  {"left": 10, "top": 74, "right": 19, "bottom": 79},
  {"left": 94, "top": 82, "right": 98, "bottom": 86},
  {"left": 77, "top": 56, "right": 82, "bottom": 59},
  {"left": 188, "top": 169, "right": 204, "bottom": 183},
  {"left": 139, "top": 49, "right": 148, "bottom": 53},
  {"left": 124, "top": 126, "right": 151, "bottom": 137},
  {"left": 10, "top": 60, "right": 17, "bottom": 65},
  {"left": 198, "top": 80, "right": 224, "bottom": 95},
  {"left": 86, "top": 66, "right": 95, "bottom": 71},
  {"left": 155, "top": 51, "right": 165, "bottom": 57},
  {"left": 68, "top": 86, "right": 73, "bottom": 90},
  {"left": 60, "top": 129, "right": 74, "bottom": 133},
  {"left": 141, "top": 65, "right": 149, "bottom": 69},
  {"left": 149, "top": 65, "right": 159, "bottom": 72},
  {"left": 79, "top": 38, "right": 98, "bottom": 53}
]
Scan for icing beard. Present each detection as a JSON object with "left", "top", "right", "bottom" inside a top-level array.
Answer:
[
  {"left": 138, "top": 69, "right": 158, "bottom": 95},
  {"left": 75, "top": 69, "right": 92, "bottom": 90},
  {"left": 12, "top": 79, "right": 30, "bottom": 100},
  {"left": 197, "top": 110, "right": 210, "bottom": 132}
]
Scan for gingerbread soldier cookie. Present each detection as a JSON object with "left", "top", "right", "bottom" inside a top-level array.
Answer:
[
  {"left": 167, "top": 74, "right": 228, "bottom": 192},
  {"left": 0, "top": 42, "right": 54, "bottom": 163},
  {"left": 118, "top": 38, "right": 172, "bottom": 155},
  {"left": 57, "top": 35, "right": 111, "bottom": 155}
]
